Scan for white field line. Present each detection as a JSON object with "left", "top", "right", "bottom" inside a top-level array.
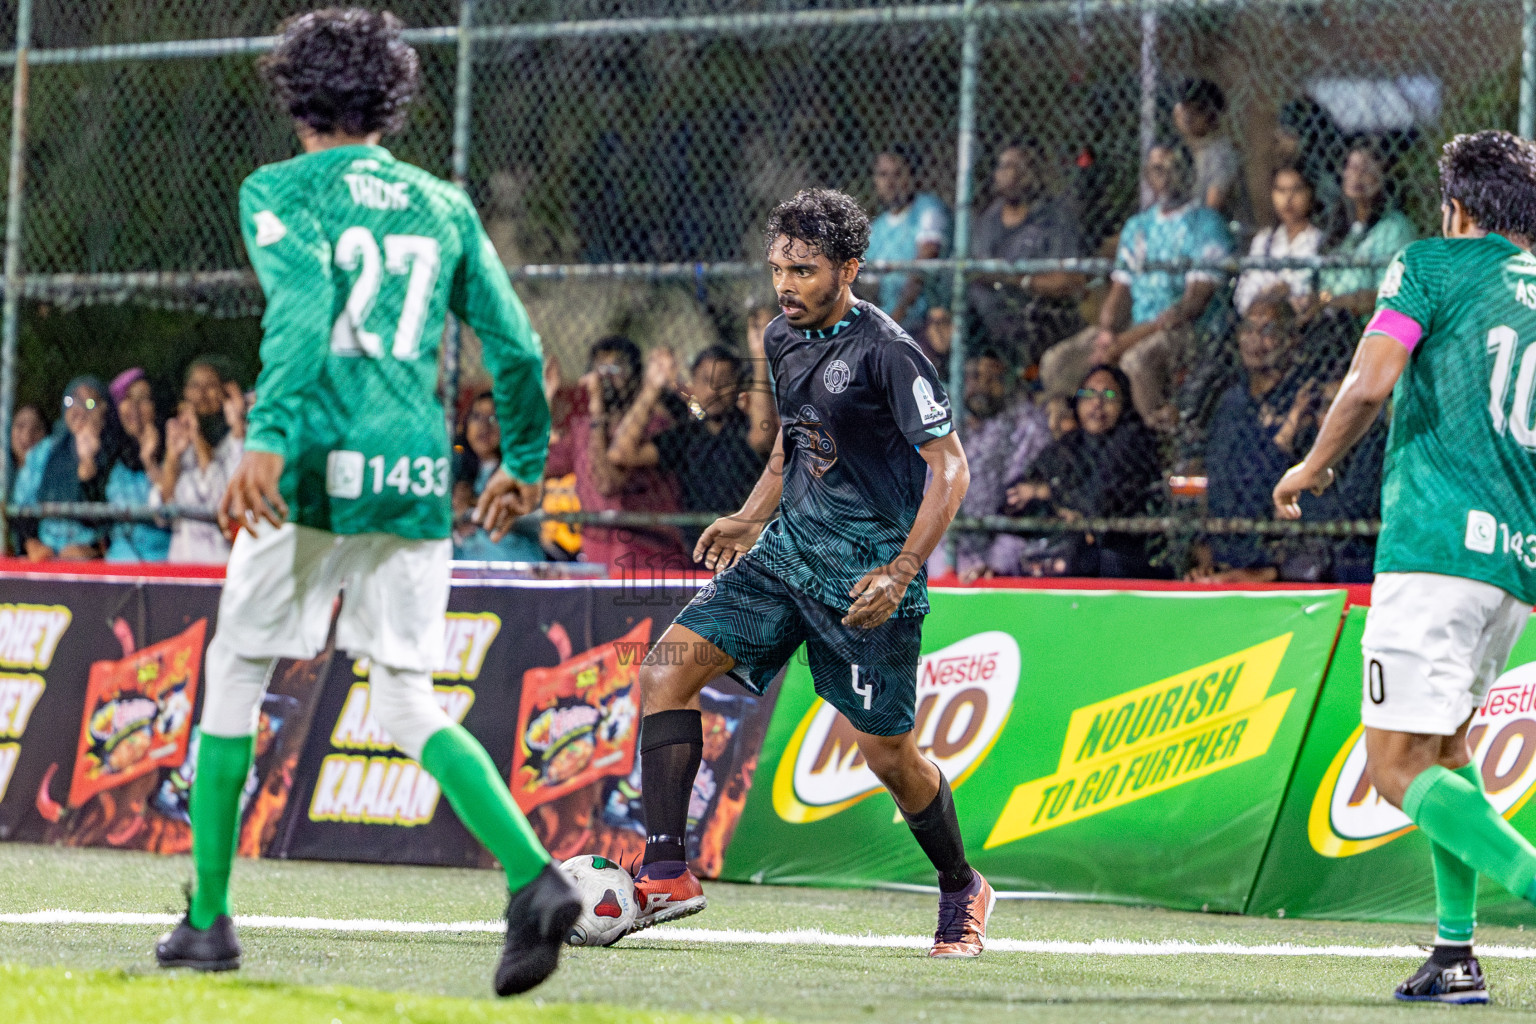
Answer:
[{"left": 2, "top": 910, "right": 1535, "bottom": 959}]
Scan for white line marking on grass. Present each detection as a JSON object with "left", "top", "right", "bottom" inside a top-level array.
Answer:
[{"left": 3, "top": 911, "right": 1534, "bottom": 960}]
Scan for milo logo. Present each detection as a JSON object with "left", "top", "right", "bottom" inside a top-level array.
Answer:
[
  {"left": 771, "top": 631, "right": 1019, "bottom": 823},
  {"left": 1309, "top": 660, "right": 1536, "bottom": 858}
]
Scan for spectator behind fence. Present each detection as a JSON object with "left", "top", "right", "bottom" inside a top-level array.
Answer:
[
  {"left": 105, "top": 368, "right": 171, "bottom": 562},
  {"left": 1041, "top": 141, "right": 1233, "bottom": 428},
  {"left": 609, "top": 337, "right": 776, "bottom": 554},
  {"left": 1314, "top": 139, "right": 1417, "bottom": 319},
  {"left": 1174, "top": 78, "right": 1253, "bottom": 233},
  {"left": 953, "top": 348, "right": 1052, "bottom": 582},
  {"left": 545, "top": 335, "right": 688, "bottom": 576},
  {"left": 150, "top": 356, "right": 245, "bottom": 563},
  {"left": 1233, "top": 165, "right": 1323, "bottom": 316},
  {"left": 1274, "top": 97, "right": 1346, "bottom": 226},
  {"left": 966, "top": 142, "right": 1087, "bottom": 370},
  {"left": 452, "top": 392, "right": 545, "bottom": 563},
  {"left": 6, "top": 403, "right": 46, "bottom": 553},
  {"left": 1191, "top": 296, "right": 1315, "bottom": 582},
  {"left": 1003, "top": 364, "right": 1162, "bottom": 578},
  {"left": 920, "top": 305, "right": 952, "bottom": 370},
  {"left": 13, "top": 377, "right": 128, "bottom": 561},
  {"left": 865, "top": 146, "right": 951, "bottom": 333}
]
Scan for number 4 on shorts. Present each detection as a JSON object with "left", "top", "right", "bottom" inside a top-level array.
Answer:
[{"left": 851, "top": 665, "right": 873, "bottom": 710}]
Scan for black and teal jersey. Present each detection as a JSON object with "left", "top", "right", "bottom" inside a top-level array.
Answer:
[{"left": 750, "top": 301, "right": 953, "bottom": 616}]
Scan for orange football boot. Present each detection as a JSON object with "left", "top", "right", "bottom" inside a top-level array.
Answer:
[{"left": 929, "top": 872, "right": 995, "bottom": 958}]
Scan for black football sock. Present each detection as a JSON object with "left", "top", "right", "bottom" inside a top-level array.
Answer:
[
  {"left": 901, "top": 771, "right": 975, "bottom": 893},
  {"left": 640, "top": 709, "right": 703, "bottom": 866},
  {"left": 1430, "top": 943, "right": 1473, "bottom": 966}
]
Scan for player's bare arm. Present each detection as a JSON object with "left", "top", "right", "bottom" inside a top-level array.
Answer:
[
  {"left": 1273, "top": 332, "right": 1408, "bottom": 519},
  {"left": 844, "top": 431, "right": 968, "bottom": 629},
  {"left": 694, "top": 429, "right": 785, "bottom": 571}
]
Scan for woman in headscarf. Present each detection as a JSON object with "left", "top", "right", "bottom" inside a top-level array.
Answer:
[
  {"left": 1002, "top": 363, "right": 1163, "bottom": 577},
  {"left": 6, "top": 404, "right": 47, "bottom": 553},
  {"left": 11, "top": 376, "right": 127, "bottom": 561},
  {"left": 150, "top": 355, "right": 246, "bottom": 563},
  {"left": 104, "top": 367, "right": 171, "bottom": 562},
  {"left": 451, "top": 392, "right": 545, "bottom": 562},
  {"left": 1274, "top": 98, "right": 1345, "bottom": 225}
]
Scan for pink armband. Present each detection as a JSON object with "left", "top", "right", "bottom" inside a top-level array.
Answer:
[{"left": 1364, "top": 308, "right": 1424, "bottom": 352}]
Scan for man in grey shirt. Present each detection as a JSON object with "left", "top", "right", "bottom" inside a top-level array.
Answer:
[{"left": 967, "top": 142, "right": 1087, "bottom": 370}]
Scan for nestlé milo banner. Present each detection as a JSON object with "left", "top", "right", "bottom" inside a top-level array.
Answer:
[{"left": 721, "top": 588, "right": 1345, "bottom": 911}]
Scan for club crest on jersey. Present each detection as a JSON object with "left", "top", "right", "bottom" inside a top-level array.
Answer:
[
  {"left": 913, "top": 377, "right": 947, "bottom": 426},
  {"left": 823, "top": 359, "right": 851, "bottom": 394},
  {"left": 1378, "top": 258, "right": 1404, "bottom": 299},
  {"left": 787, "top": 404, "right": 838, "bottom": 477}
]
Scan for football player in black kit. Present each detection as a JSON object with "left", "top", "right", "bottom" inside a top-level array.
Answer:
[{"left": 627, "top": 188, "right": 991, "bottom": 957}]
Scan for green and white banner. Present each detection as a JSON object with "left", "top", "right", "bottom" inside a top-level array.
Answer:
[
  {"left": 721, "top": 589, "right": 1345, "bottom": 912},
  {"left": 1248, "top": 606, "right": 1536, "bottom": 925}
]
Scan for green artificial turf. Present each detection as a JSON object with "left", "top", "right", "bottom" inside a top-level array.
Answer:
[{"left": 3, "top": 843, "right": 1536, "bottom": 1023}]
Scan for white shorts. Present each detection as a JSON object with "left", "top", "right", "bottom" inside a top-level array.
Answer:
[
  {"left": 213, "top": 522, "right": 451, "bottom": 672},
  {"left": 1360, "top": 572, "right": 1531, "bottom": 735}
]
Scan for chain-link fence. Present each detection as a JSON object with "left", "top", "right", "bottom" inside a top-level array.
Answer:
[{"left": 1, "top": 0, "right": 1530, "bottom": 580}]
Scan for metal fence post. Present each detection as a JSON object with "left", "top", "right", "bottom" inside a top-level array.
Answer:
[
  {"left": 443, "top": 0, "right": 476, "bottom": 431},
  {"left": 1138, "top": 0, "right": 1159, "bottom": 207},
  {"left": 0, "top": 0, "right": 33, "bottom": 554},
  {"left": 1523, "top": 0, "right": 1536, "bottom": 139},
  {"left": 947, "top": 0, "right": 980, "bottom": 421},
  {"left": 943, "top": 0, "right": 980, "bottom": 571}
]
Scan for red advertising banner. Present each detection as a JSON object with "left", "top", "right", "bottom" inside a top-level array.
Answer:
[{"left": 67, "top": 619, "right": 206, "bottom": 808}]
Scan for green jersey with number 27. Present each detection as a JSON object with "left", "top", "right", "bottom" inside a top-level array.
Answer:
[
  {"left": 239, "top": 144, "right": 547, "bottom": 540},
  {"left": 1371, "top": 234, "right": 1536, "bottom": 603}
]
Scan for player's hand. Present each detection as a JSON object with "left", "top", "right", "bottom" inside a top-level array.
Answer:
[
  {"left": 219, "top": 450, "right": 288, "bottom": 540},
  {"left": 694, "top": 514, "right": 764, "bottom": 573},
  {"left": 844, "top": 563, "right": 914, "bottom": 630},
  {"left": 474, "top": 468, "right": 542, "bottom": 541},
  {"left": 1272, "top": 461, "right": 1335, "bottom": 520}
]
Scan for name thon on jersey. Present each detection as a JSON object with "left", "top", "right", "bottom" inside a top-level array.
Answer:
[{"left": 345, "top": 165, "right": 410, "bottom": 211}]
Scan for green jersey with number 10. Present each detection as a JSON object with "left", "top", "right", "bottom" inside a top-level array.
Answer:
[
  {"left": 1371, "top": 233, "right": 1536, "bottom": 603},
  {"left": 239, "top": 144, "right": 547, "bottom": 540}
]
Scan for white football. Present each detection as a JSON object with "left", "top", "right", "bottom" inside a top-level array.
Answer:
[{"left": 561, "top": 854, "right": 638, "bottom": 946}]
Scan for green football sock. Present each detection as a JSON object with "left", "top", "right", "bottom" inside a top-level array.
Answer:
[
  {"left": 188, "top": 732, "right": 256, "bottom": 930},
  {"left": 1430, "top": 762, "right": 1483, "bottom": 945},
  {"left": 1403, "top": 763, "right": 1536, "bottom": 904},
  {"left": 420, "top": 724, "right": 550, "bottom": 892}
]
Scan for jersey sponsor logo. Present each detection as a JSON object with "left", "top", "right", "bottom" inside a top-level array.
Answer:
[
  {"left": 343, "top": 173, "right": 410, "bottom": 211},
  {"left": 822, "top": 359, "right": 851, "bottom": 394},
  {"left": 252, "top": 210, "right": 287, "bottom": 247},
  {"left": 772, "top": 631, "right": 1020, "bottom": 824},
  {"left": 1308, "top": 660, "right": 1536, "bottom": 857},
  {"left": 326, "top": 450, "right": 365, "bottom": 500},
  {"left": 913, "top": 377, "right": 947, "bottom": 426},
  {"left": 1466, "top": 509, "right": 1498, "bottom": 554},
  {"left": 1378, "top": 258, "right": 1405, "bottom": 299},
  {"left": 986, "top": 633, "right": 1295, "bottom": 847},
  {"left": 786, "top": 404, "right": 837, "bottom": 478}
]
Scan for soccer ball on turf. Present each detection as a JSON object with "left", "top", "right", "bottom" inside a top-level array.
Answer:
[{"left": 561, "top": 854, "right": 638, "bottom": 946}]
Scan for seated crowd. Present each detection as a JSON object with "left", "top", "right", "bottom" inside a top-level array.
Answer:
[{"left": 8, "top": 82, "right": 1404, "bottom": 579}]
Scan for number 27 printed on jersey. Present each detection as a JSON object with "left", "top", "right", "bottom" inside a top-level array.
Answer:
[{"left": 331, "top": 227, "right": 440, "bottom": 360}]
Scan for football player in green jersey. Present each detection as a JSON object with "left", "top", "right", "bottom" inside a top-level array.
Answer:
[
  {"left": 1276, "top": 131, "right": 1536, "bottom": 1004},
  {"left": 153, "top": 10, "right": 579, "bottom": 996}
]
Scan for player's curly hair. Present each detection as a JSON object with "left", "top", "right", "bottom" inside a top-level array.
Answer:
[
  {"left": 1440, "top": 130, "right": 1536, "bottom": 240},
  {"left": 764, "top": 188, "right": 870, "bottom": 266},
  {"left": 260, "top": 8, "right": 420, "bottom": 137}
]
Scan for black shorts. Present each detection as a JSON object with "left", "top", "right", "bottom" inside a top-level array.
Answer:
[{"left": 674, "top": 554, "right": 921, "bottom": 736}]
